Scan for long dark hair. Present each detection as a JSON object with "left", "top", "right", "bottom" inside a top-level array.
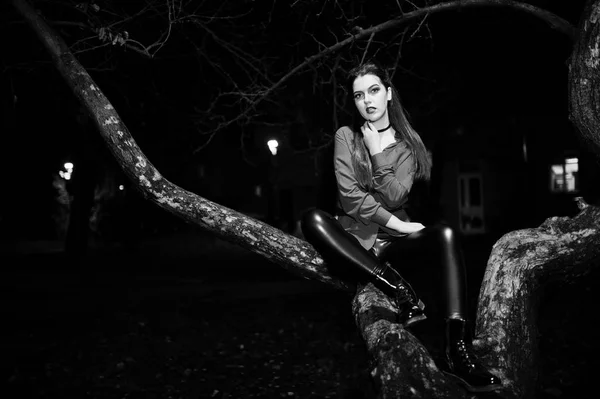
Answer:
[{"left": 347, "top": 60, "right": 431, "bottom": 190}]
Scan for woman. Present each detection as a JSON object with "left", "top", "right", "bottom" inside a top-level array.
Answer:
[{"left": 301, "top": 60, "right": 502, "bottom": 393}]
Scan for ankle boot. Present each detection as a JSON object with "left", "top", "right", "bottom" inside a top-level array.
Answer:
[
  {"left": 374, "top": 262, "right": 427, "bottom": 328},
  {"left": 444, "top": 318, "right": 502, "bottom": 392}
]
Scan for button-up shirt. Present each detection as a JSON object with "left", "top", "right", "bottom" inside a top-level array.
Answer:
[{"left": 334, "top": 126, "right": 415, "bottom": 250}]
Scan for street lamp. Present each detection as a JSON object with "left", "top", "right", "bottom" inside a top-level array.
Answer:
[
  {"left": 59, "top": 162, "right": 74, "bottom": 180},
  {"left": 267, "top": 139, "right": 279, "bottom": 156}
]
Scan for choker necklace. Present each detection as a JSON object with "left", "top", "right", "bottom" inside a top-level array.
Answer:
[{"left": 377, "top": 124, "right": 391, "bottom": 133}]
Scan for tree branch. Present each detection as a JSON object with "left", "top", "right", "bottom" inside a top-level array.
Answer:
[
  {"left": 11, "top": 0, "right": 353, "bottom": 292},
  {"left": 190, "top": 0, "right": 576, "bottom": 151}
]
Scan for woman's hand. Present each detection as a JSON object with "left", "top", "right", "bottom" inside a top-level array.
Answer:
[
  {"left": 385, "top": 215, "right": 425, "bottom": 235},
  {"left": 361, "top": 122, "right": 382, "bottom": 155},
  {"left": 400, "top": 222, "right": 425, "bottom": 235}
]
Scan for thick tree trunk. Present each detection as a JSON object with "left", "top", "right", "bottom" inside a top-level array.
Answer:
[
  {"left": 63, "top": 151, "right": 95, "bottom": 258},
  {"left": 64, "top": 121, "right": 97, "bottom": 258},
  {"left": 352, "top": 285, "right": 469, "bottom": 399},
  {"left": 569, "top": 0, "right": 600, "bottom": 158},
  {"left": 474, "top": 201, "right": 600, "bottom": 397},
  {"left": 12, "top": 0, "right": 600, "bottom": 398},
  {"left": 351, "top": 202, "right": 600, "bottom": 398}
]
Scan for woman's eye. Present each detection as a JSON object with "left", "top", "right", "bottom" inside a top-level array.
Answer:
[
  {"left": 354, "top": 93, "right": 363, "bottom": 100},
  {"left": 371, "top": 87, "right": 380, "bottom": 94}
]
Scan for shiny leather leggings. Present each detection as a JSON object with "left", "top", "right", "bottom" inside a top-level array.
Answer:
[{"left": 301, "top": 208, "right": 467, "bottom": 319}]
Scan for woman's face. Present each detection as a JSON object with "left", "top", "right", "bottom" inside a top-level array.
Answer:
[{"left": 352, "top": 73, "right": 392, "bottom": 123}]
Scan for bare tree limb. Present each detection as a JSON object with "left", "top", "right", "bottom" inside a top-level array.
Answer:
[
  {"left": 11, "top": 0, "right": 352, "bottom": 292},
  {"left": 188, "top": 0, "right": 576, "bottom": 152}
]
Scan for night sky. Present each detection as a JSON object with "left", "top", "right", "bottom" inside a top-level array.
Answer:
[{"left": 0, "top": 0, "right": 590, "bottom": 240}]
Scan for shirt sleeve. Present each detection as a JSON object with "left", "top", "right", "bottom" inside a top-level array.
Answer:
[
  {"left": 334, "top": 127, "right": 393, "bottom": 227},
  {"left": 370, "top": 148, "right": 415, "bottom": 209}
]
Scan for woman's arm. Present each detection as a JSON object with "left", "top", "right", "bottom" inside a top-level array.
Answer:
[
  {"left": 371, "top": 151, "right": 414, "bottom": 209},
  {"left": 385, "top": 214, "right": 425, "bottom": 235},
  {"left": 361, "top": 122, "right": 414, "bottom": 209},
  {"left": 334, "top": 127, "right": 393, "bottom": 227}
]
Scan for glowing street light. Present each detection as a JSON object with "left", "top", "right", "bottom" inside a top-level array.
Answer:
[
  {"left": 59, "top": 162, "right": 74, "bottom": 180},
  {"left": 267, "top": 139, "right": 279, "bottom": 156}
]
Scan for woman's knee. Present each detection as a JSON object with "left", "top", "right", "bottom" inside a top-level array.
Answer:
[
  {"left": 301, "top": 208, "right": 331, "bottom": 235},
  {"left": 429, "top": 223, "right": 457, "bottom": 243}
]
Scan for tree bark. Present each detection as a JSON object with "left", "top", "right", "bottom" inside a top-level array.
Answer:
[
  {"left": 12, "top": 0, "right": 600, "bottom": 398},
  {"left": 475, "top": 201, "right": 600, "bottom": 398},
  {"left": 352, "top": 284, "right": 470, "bottom": 399},
  {"left": 569, "top": 0, "right": 600, "bottom": 158},
  {"left": 350, "top": 201, "right": 600, "bottom": 398}
]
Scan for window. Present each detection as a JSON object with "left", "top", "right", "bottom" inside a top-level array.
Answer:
[
  {"left": 550, "top": 157, "right": 578, "bottom": 193},
  {"left": 458, "top": 173, "right": 485, "bottom": 234}
]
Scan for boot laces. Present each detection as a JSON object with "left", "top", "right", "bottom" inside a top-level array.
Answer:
[
  {"left": 455, "top": 340, "right": 477, "bottom": 368},
  {"left": 394, "top": 289, "right": 410, "bottom": 307}
]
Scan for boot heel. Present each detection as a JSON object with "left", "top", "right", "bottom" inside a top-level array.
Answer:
[{"left": 444, "top": 318, "right": 502, "bottom": 392}]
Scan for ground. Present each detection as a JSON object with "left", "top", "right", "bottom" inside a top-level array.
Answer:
[
  {"left": 1, "top": 233, "right": 598, "bottom": 398},
  {"left": 2, "top": 274, "right": 372, "bottom": 399}
]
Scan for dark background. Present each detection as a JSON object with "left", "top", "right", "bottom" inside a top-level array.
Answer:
[
  {"left": 1, "top": 1, "right": 598, "bottom": 398},
  {"left": 0, "top": 0, "right": 590, "bottom": 241}
]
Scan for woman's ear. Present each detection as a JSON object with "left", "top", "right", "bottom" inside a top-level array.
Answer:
[{"left": 387, "top": 87, "right": 392, "bottom": 102}]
